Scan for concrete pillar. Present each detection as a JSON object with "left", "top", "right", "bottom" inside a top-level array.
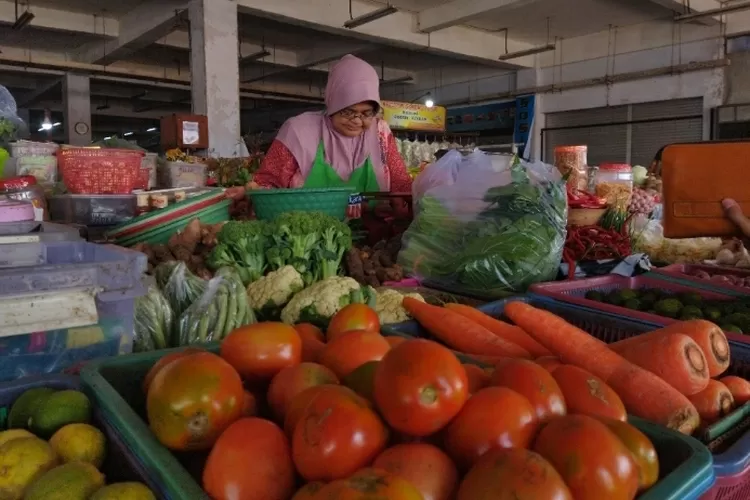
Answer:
[
  {"left": 63, "top": 73, "right": 92, "bottom": 146},
  {"left": 189, "top": 0, "right": 241, "bottom": 157}
]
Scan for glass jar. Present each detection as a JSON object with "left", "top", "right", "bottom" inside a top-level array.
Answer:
[
  {"left": 554, "top": 145, "right": 588, "bottom": 191},
  {"left": 595, "top": 163, "right": 633, "bottom": 211}
]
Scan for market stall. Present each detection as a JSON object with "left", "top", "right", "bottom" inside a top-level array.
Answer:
[{"left": 2, "top": 91, "right": 750, "bottom": 500}]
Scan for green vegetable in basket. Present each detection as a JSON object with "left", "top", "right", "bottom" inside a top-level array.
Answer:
[
  {"left": 280, "top": 276, "right": 375, "bottom": 327},
  {"left": 133, "top": 286, "right": 173, "bottom": 352},
  {"left": 208, "top": 220, "right": 268, "bottom": 286},
  {"left": 653, "top": 298, "right": 683, "bottom": 318}
]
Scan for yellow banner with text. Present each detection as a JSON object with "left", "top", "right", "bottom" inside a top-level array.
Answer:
[{"left": 381, "top": 101, "right": 446, "bottom": 132}]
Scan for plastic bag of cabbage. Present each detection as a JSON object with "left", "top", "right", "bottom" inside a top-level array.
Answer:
[{"left": 399, "top": 151, "right": 567, "bottom": 299}]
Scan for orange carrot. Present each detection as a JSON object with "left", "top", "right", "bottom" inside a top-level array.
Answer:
[
  {"left": 444, "top": 303, "right": 552, "bottom": 357},
  {"left": 616, "top": 333, "right": 709, "bottom": 396},
  {"left": 402, "top": 298, "right": 531, "bottom": 358},
  {"left": 611, "top": 320, "right": 730, "bottom": 377},
  {"left": 719, "top": 376, "right": 750, "bottom": 405},
  {"left": 687, "top": 379, "right": 734, "bottom": 424},
  {"left": 535, "top": 356, "right": 563, "bottom": 372},
  {"left": 504, "top": 301, "right": 700, "bottom": 434}
]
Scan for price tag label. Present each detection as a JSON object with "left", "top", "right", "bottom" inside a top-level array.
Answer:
[{"left": 182, "top": 121, "right": 200, "bottom": 145}]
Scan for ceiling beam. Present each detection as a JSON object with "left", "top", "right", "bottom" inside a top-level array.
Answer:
[
  {"left": 645, "top": 0, "right": 721, "bottom": 24},
  {"left": 0, "top": 1, "right": 118, "bottom": 36},
  {"left": 74, "top": 1, "right": 189, "bottom": 64},
  {"left": 417, "top": 0, "right": 541, "bottom": 34},
  {"left": 16, "top": 78, "right": 61, "bottom": 107},
  {"left": 236, "top": 0, "right": 535, "bottom": 68},
  {"left": 0, "top": 45, "right": 325, "bottom": 102}
]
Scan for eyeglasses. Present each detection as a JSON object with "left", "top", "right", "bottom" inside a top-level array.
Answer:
[{"left": 337, "top": 108, "right": 375, "bottom": 121}]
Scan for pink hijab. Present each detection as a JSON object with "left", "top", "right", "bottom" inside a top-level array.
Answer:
[{"left": 275, "top": 54, "right": 388, "bottom": 190}]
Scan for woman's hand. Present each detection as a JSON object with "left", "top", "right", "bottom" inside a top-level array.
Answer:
[{"left": 723, "top": 199, "right": 750, "bottom": 237}]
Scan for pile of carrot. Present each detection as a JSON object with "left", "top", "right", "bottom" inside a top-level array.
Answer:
[{"left": 401, "top": 298, "right": 750, "bottom": 434}]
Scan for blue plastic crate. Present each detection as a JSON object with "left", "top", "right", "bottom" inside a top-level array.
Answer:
[
  {"left": 0, "top": 375, "right": 160, "bottom": 495},
  {"left": 0, "top": 242, "right": 146, "bottom": 381},
  {"left": 382, "top": 295, "right": 734, "bottom": 499}
]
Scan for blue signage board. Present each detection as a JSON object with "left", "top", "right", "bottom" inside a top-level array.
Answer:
[
  {"left": 446, "top": 101, "right": 516, "bottom": 133},
  {"left": 513, "top": 95, "right": 536, "bottom": 157}
]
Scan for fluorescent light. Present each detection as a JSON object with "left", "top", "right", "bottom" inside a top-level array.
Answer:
[
  {"left": 37, "top": 127, "right": 44, "bottom": 132},
  {"left": 498, "top": 43, "right": 556, "bottom": 61},
  {"left": 425, "top": 98, "right": 434, "bottom": 108},
  {"left": 103, "top": 136, "right": 112, "bottom": 140},
  {"left": 123, "top": 132, "right": 134, "bottom": 137},
  {"left": 344, "top": 5, "right": 398, "bottom": 29},
  {"left": 146, "top": 127, "right": 157, "bottom": 132},
  {"left": 675, "top": 1, "right": 750, "bottom": 22},
  {"left": 40, "top": 122, "right": 52, "bottom": 131},
  {"left": 380, "top": 76, "right": 414, "bottom": 86},
  {"left": 52, "top": 122, "right": 61, "bottom": 127},
  {"left": 239, "top": 50, "right": 271, "bottom": 65},
  {"left": 12, "top": 10, "right": 34, "bottom": 31}
]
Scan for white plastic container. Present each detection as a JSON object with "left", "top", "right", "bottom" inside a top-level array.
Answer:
[
  {"left": 10, "top": 140, "right": 59, "bottom": 158},
  {"left": 15, "top": 156, "right": 57, "bottom": 183}
]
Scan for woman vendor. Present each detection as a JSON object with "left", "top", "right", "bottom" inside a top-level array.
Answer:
[{"left": 252, "top": 54, "right": 412, "bottom": 216}]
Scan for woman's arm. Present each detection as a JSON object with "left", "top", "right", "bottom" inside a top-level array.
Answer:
[
  {"left": 253, "top": 139, "right": 299, "bottom": 188},
  {"left": 377, "top": 120, "right": 412, "bottom": 193}
]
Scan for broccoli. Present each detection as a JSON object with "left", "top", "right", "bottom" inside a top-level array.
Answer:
[
  {"left": 270, "top": 212, "right": 322, "bottom": 284},
  {"left": 268, "top": 211, "right": 353, "bottom": 285},
  {"left": 207, "top": 220, "right": 268, "bottom": 285},
  {"left": 314, "top": 213, "right": 353, "bottom": 281}
]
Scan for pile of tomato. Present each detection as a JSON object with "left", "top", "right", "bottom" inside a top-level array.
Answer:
[{"left": 142, "top": 304, "right": 660, "bottom": 500}]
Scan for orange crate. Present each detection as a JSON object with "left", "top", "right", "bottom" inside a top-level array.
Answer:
[{"left": 58, "top": 148, "right": 144, "bottom": 195}]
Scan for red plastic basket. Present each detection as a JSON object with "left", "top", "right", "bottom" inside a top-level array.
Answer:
[
  {"left": 529, "top": 275, "right": 750, "bottom": 344},
  {"left": 653, "top": 264, "right": 750, "bottom": 297},
  {"left": 58, "top": 148, "right": 144, "bottom": 194}
]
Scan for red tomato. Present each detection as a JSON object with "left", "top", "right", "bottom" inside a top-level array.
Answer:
[
  {"left": 720, "top": 375, "right": 750, "bottom": 405},
  {"left": 291, "top": 482, "right": 325, "bottom": 500},
  {"left": 457, "top": 448, "right": 573, "bottom": 500},
  {"left": 342, "top": 360, "right": 379, "bottom": 403},
  {"left": 220, "top": 322, "right": 302, "bottom": 381},
  {"left": 319, "top": 330, "right": 391, "bottom": 379},
  {"left": 597, "top": 417, "right": 659, "bottom": 491},
  {"left": 374, "top": 339, "right": 468, "bottom": 436},
  {"left": 283, "top": 384, "right": 353, "bottom": 437},
  {"left": 147, "top": 351, "right": 244, "bottom": 451},
  {"left": 443, "top": 386, "right": 538, "bottom": 470},
  {"left": 142, "top": 347, "right": 204, "bottom": 393},
  {"left": 203, "top": 418, "right": 294, "bottom": 500},
  {"left": 295, "top": 323, "right": 326, "bottom": 363},
  {"left": 551, "top": 364, "right": 627, "bottom": 421},
  {"left": 292, "top": 386, "right": 388, "bottom": 481},
  {"left": 314, "top": 468, "right": 423, "bottom": 500},
  {"left": 534, "top": 415, "right": 639, "bottom": 500},
  {"left": 386, "top": 336, "right": 407, "bottom": 348},
  {"left": 241, "top": 390, "right": 258, "bottom": 417},
  {"left": 373, "top": 443, "right": 458, "bottom": 500},
  {"left": 490, "top": 359, "right": 566, "bottom": 423},
  {"left": 463, "top": 364, "right": 491, "bottom": 394},
  {"left": 267, "top": 362, "right": 339, "bottom": 421},
  {"left": 327, "top": 304, "right": 381, "bottom": 341}
]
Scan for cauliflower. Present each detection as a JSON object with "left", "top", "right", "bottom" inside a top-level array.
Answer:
[
  {"left": 280, "top": 276, "right": 375, "bottom": 326},
  {"left": 246, "top": 266, "right": 304, "bottom": 320},
  {"left": 375, "top": 289, "right": 425, "bottom": 324}
]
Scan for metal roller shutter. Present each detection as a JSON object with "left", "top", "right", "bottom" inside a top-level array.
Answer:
[
  {"left": 542, "top": 98, "right": 703, "bottom": 166},
  {"left": 630, "top": 98, "right": 703, "bottom": 166}
]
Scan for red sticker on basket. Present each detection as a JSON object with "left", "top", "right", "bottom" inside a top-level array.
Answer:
[{"left": 0, "top": 175, "right": 37, "bottom": 191}]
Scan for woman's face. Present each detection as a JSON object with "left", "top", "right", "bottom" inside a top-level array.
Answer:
[{"left": 331, "top": 102, "right": 376, "bottom": 137}]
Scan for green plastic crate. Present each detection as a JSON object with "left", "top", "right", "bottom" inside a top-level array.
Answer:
[
  {"left": 82, "top": 345, "right": 714, "bottom": 500},
  {"left": 248, "top": 187, "right": 352, "bottom": 220},
  {"left": 114, "top": 200, "right": 230, "bottom": 247}
]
